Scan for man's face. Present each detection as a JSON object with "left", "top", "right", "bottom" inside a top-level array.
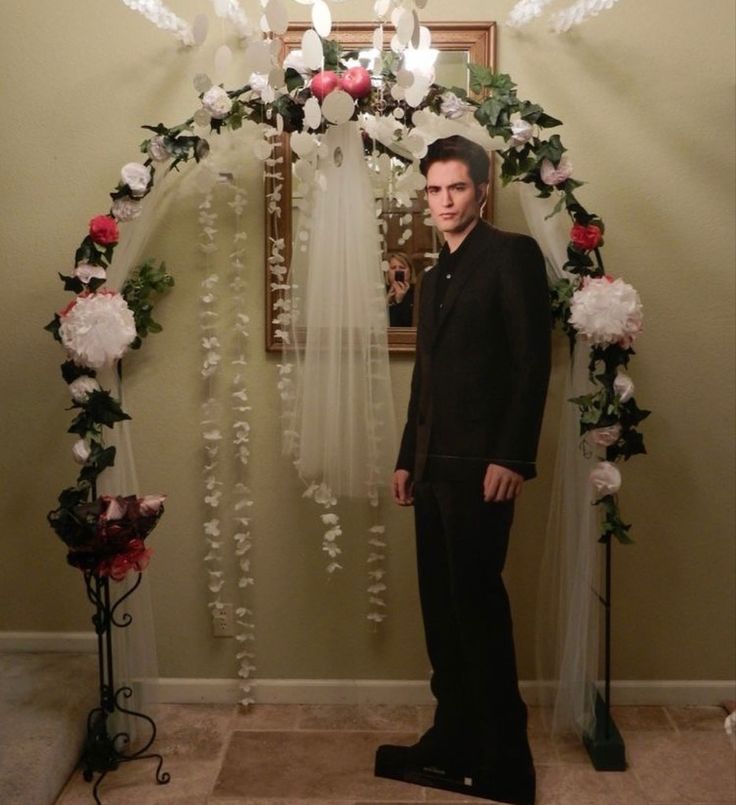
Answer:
[{"left": 425, "top": 159, "right": 487, "bottom": 238}]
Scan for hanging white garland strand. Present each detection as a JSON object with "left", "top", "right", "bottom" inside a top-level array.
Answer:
[
  {"left": 119, "top": 0, "right": 196, "bottom": 46},
  {"left": 227, "top": 179, "right": 257, "bottom": 706},
  {"left": 549, "top": 0, "right": 622, "bottom": 33},
  {"left": 505, "top": 0, "right": 622, "bottom": 31}
]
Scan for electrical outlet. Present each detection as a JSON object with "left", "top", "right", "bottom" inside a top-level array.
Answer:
[{"left": 212, "top": 604, "right": 235, "bottom": 637}]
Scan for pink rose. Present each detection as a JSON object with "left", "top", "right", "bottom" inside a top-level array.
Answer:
[
  {"left": 89, "top": 215, "right": 119, "bottom": 245},
  {"left": 587, "top": 424, "right": 622, "bottom": 447},
  {"left": 540, "top": 154, "right": 573, "bottom": 186},
  {"left": 139, "top": 494, "right": 166, "bottom": 516}
]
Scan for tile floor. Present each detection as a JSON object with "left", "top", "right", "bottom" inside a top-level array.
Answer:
[{"left": 55, "top": 704, "right": 735, "bottom": 804}]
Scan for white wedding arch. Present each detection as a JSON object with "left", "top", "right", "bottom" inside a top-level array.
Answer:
[{"left": 46, "top": 2, "right": 648, "bottom": 735}]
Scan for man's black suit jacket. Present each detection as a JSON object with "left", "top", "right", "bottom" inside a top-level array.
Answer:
[{"left": 396, "top": 219, "right": 551, "bottom": 483}]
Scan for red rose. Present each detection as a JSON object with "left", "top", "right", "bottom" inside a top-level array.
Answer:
[
  {"left": 98, "top": 539, "right": 152, "bottom": 581},
  {"left": 89, "top": 215, "right": 119, "bottom": 245},
  {"left": 570, "top": 223, "right": 603, "bottom": 252}
]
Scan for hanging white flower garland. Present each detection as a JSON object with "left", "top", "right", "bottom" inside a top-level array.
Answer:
[
  {"left": 506, "top": 0, "right": 623, "bottom": 32},
  {"left": 197, "top": 172, "right": 257, "bottom": 705},
  {"left": 120, "top": 0, "right": 196, "bottom": 46}
]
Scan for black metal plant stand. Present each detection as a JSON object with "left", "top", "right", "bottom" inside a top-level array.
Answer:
[
  {"left": 81, "top": 570, "right": 170, "bottom": 803},
  {"left": 584, "top": 538, "right": 627, "bottom": 771}
]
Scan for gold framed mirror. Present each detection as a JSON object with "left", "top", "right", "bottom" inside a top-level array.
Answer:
[{"left": 264, "top": 21, "right": 497, "bottom": 353}]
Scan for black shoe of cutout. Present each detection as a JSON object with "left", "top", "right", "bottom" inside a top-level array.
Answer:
[{"left": 375, "top": 743, "right": 534, "bottom": 803}]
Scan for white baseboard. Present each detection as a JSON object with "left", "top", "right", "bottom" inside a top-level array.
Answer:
[
  {"left": 0, "top": 631, "right": 96, "bottom": 653},
  {"left": 148, "top": 678, "right": 736, "bottom": 707},
  {"left": 2, "top": 633, "right": 732, "bottom": 707}
]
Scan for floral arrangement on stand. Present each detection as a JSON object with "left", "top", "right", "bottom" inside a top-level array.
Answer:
[{"left": 45, "top": 171, "right": 178, "bottom": 579}]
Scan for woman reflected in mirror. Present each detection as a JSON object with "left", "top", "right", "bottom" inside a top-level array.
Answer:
[{"left": 385, "top": 251, "right": 416, "bottom": 327}]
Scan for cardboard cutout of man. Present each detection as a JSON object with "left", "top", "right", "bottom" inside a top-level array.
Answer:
[{"left": 375, "top": 136, "right": 551, "bottom": 805}]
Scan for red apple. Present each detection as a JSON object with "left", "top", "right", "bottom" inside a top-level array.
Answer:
[
  {"left": 340, "top": 66, "right": 372, "bottom": 100},
  {"left": 309, "top": 70, "right": 340, "bottom": 101}
]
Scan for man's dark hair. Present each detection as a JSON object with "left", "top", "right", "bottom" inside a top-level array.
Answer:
[{"left": 419, "top": 135, "right": 491, "bottom": 186}]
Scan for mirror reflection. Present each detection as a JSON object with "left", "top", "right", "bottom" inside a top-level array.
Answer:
[{"left": 266, "top": 23, "right": 496, "bottom": 352}]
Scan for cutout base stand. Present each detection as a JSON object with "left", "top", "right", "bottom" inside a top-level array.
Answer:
[{"left": 374, "top": 744, "right": 535, "bottom": 805}]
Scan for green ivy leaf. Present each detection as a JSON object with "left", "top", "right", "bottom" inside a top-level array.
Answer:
[
  {"left": 284, "top": 67, "right": 305, "bottom": 92},
  {"left": 534, "top": 134, "right": 566, "bottom": 164}
]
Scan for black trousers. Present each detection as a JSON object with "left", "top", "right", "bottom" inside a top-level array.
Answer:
[{"left": 413, "top": 478, "right": 532, "bottom": 773}]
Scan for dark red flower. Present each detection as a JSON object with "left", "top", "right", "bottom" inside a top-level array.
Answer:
[
  {"left": 89, "top": 215, "right": 119, "bottom": 245},
  {"left": 570, "top": 222, "right": 603, "bottom": 252}
]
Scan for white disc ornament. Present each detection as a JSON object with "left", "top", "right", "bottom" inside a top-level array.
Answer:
[
  {"left": 312, "top": 0, "right": 332, "bottom": 38},
  {"left": 372, "top": 25, "right": 383, "bottom": 52},
  {"left": 396, "top": 69, "right": 414, "bottom": 88},
  {"left": 193, "top": 73, "right": 212, "bottom": 93},
  {"left": 304, "top": 96, "right": 322, "bottom": 131},
  {"left": 302, "top": 28, "right": 324, "bottom": 70},
  {"left": 244, "top": 40, "right": 273, "bottom": 74},
  {"left": 214, "top": 44, "right": 233, "bottom": 78},
  {"left": 405, "top": 77, "right": 429, "bottom": 108},
  {"left": 253, "top": 138, "right": 273, "bottom": 160},
  {"left": 192, "top": 13, "right": 209, "bottom": 46},
  {"left": 265, "top": 0, "right": 289, "bottom": 35},
  {"left": 322, "top": 90, "right": 355, "bottom": 125},
  {"left": 291, "top": 131, "right": 318, "bottom": 158}
]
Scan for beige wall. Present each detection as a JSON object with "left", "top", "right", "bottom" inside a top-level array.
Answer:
[{"left": 1, "top": 0, "right": 733, "bottom": 684}]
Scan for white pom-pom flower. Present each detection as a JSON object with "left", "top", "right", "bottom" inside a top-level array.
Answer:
[
  {"left": 147, "top": 135, "right": 172, "bottom": 162},
  {"left": 111, "top": 197, "right": 142, "bottom": 222},
  {"left": 202, "top": 85, "right": 233, "bottom": 119},
  {"left": 569, "top": 277, "right": 643, "bottom": 348},
  {"left": 590, "top": 461, "right": 622, "bottom": 500},
  {"left": 120, "top": 162, "right": 151, "bottom": 197},
  {"left": 68, "top": 375, "right": 101, "bottom": 402},
  {"left": 59, "top": 291, "right": 137, "bottom": 370}
]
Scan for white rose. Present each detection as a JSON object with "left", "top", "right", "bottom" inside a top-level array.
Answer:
[
  {"left": 140, "top": 494, "right": 166, "bottom": 515},
  {"left": 586, "top": 423, "right": 622, "bottom": 447},
  {"left": 148, "top": 135, "right": 172, "bottom": 162},
  {"left": 120, "top": 162, "right": 151, "bottom": 197},
  {"left": 439, "top": 92, "right": 475, "bottom": 120},
  {"left": 68, "top": 375, "right": 101, "bottom": 402},
  {"left": 509, "top": 113, "right": 534, "bottom": 148},
  {"left": 73, "top": 263, "right": 107, "bottom": 285},
  {"left": 283, "top": 50, "right": 309, "bottom": 77},
  {"left": 202, "top": 85, "right": 232, "bottom": 120},
  {"left": 569, "top": 277, "right": 644, "bottom": 347},
  {"left": 590, "top": 461, "right": 622, "bottom": 500},
  {"left": 111, "top": 197, "right": 142, "bottom": 222},
  {"left": 72, "top": 439, "right": 91, "bottom": 464},
  {"left": 613, "top": 370, "right": 635, "bottom": 402},
  {"left": 540, "top": 154, "right": 573, "bottom": 186},
  {"left": 59, "top": 290, "right": 137, "bottom": 370},
  {"left": 248, "top": 72, "right": 269, "bottom": 95}
]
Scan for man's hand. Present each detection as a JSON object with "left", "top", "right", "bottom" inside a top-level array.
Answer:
[
  {"left": 392, "top": 469, "right": 414, "bottom": 505},
  {"left": 483, "top": 464, "right": 523, "bottom": 503}
]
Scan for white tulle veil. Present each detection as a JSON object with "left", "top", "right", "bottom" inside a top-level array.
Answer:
[
  {"left": 519, "top": 182, "right": 603, "bottom": 737},
  {"left": 283, "top": 121, "right": 397, "bottom": 500}
]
